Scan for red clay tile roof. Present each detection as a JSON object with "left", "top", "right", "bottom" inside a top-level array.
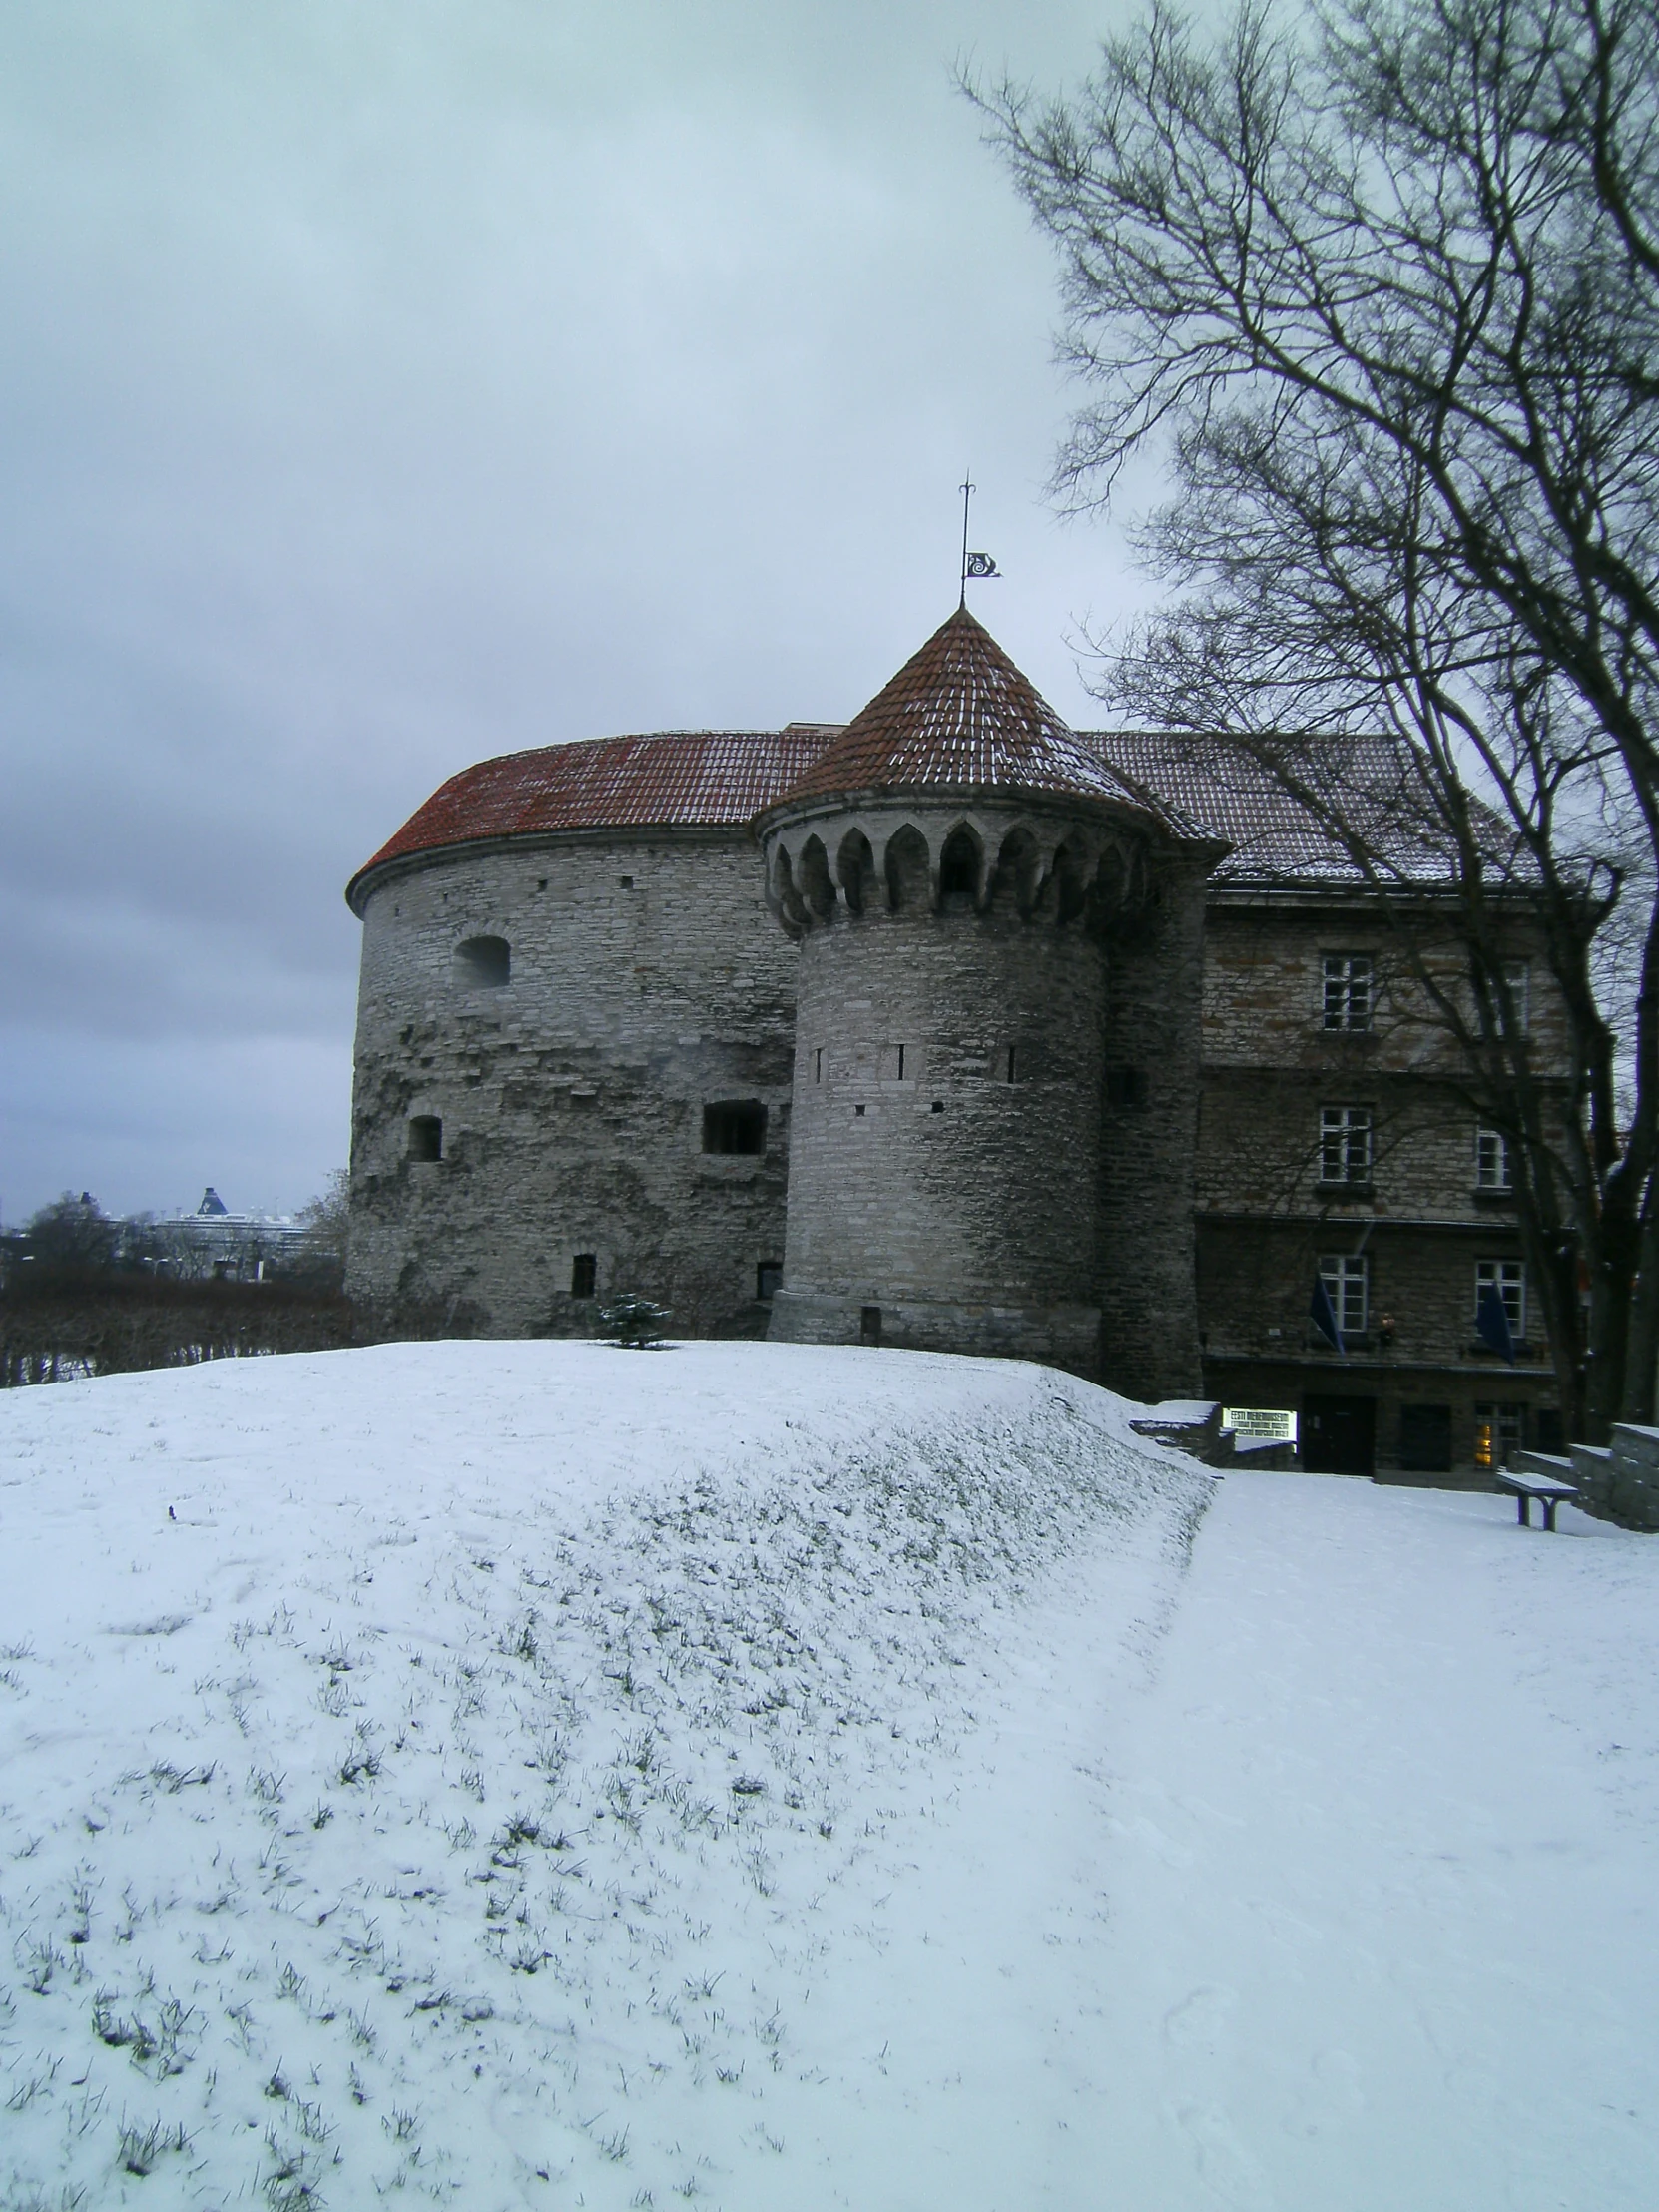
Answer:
[
  {"left": 345, "top": 728, "right": 834, "bottom": 910},
  {"left": 765, "top": 604, "right": 1156, "bottom": 815},
  {"left": 346, "top": 626, "right": 1486, "bottom": 907},
  {"left": 1092, "top": 732, "right": 1470, "bottom": 885}
]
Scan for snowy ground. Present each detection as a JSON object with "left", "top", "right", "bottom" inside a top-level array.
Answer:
[{"left": 1, "top": 1343, "right": 1655, "bottom": 2211}]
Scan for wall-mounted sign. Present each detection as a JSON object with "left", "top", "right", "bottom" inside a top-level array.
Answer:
[{"left": 1224, "top": 1406, "right": 1298, "bottom": 1445}]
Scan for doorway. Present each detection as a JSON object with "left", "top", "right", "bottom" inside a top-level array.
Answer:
[{"left": 1302, "top": 1394, "right": 1378, "bottom": 1475}]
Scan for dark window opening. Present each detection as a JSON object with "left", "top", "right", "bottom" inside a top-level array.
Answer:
[
  {"left": 930, "top": 1099, "right": 945, "bottom": 1114},
  {"left": 455, "top": 934, "right": 510, "bottom": 989},
  {"left": 814, "top": 1047, "right": 823, "bottom": 1083},
  {"left": 536, "top": 876, "right": 548, "bottom": 890},
  {"left": 620, "top": 875, "right": 634, "bottom": 888},
  {"left": 571, "top": 1253, "right": 597, "bottom": 1298},
  {"left": 897, "top": 1044, "right": 906, "bottom": 1079},
  {"left": 938, "top": 829, "right": 980, "bottom": 903},
  {"left": 1107, "top": 1066, "right": 1148, "bottom": 1108},
  {"left": 1005, "top": 1046, "right": 1017, "bottom": 1083},
  {"left": 407, "top": 1115, "right": 443, "bottom": 1162},
  {"left": 1398, "top": 1402, "right": 1452, "bottom": 1473},
  {"left": 854, "top": 1103, "right": 866, "bottom": 1117},
  {"left": 757, "top": 1262, "right": 783, "bottom": 1301},
  {"left": 702, "top": 1099, "right": 767, "bottom": 1155},
  {"left": 859, "top": 1305, "right": 882, "bottom": 1346}
]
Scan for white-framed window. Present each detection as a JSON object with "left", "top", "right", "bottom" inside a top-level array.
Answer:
[
  {"left": 1473, "top": 1401, "right": 1526, "bottom": 1470},
  {"left": 1474, "top": 1125, "right": 1513, "bottom": 1190},
  {"left": 1501, "top": 959, "right": 1530, "bottom": 1037},
  {"left": 1320, "top": 1252, "right": 1370, "bottom": 1336},
  {"left": 1475, "top": 1258, "right": 1526, "bottom": 1338},
  {"left": 1320, "top": 1104, "right": 1374, "bottom": 1185},
  {"left": 1322, "top": 952, "right": 1374, "bottom": 1030}
]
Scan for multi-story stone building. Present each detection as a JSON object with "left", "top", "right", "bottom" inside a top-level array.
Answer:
[{"left": 344, "top": 606, "right": 1566, "bottom": 1476}]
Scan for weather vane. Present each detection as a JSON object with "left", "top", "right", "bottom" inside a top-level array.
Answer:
[{"left": 958, "top": 475, "right": 1001, "bottom": 606}]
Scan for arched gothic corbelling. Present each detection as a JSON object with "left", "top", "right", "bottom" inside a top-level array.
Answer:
[
  {"left": 763, "top": 807, "right": 1155, "bottom": 931},
  {"left": 937, "top": 822, "right": 985, "bottom": 908},
  {"left": 835, "top": 829, "right": 878, "bottom": 916},
  {"left": 771, "top": 846, "right": 810, "bottom": 935},
  {"left": 883, "top": 824, "right": 931, "bottom": 913},
  {"left": 799, "top": 835, "right": 837, "bottom": 922}
]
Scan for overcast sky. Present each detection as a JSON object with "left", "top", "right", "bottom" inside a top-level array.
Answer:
[{"left": 0, "top": 0, "right": 1158, "bottom": 1224}]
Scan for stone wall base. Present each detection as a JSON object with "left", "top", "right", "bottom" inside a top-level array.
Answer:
[{"left": 767, "top": 1286, "right": 1101, "bottom": 1379}]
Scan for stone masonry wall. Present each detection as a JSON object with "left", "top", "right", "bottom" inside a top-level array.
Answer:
[
  {"left": 770, "top": 897, "right": 1109, "bottom": 1376},
  {"left": 347, "top": 830, "right": 797, "bottom": 1337},
  {"left": 1095, "top": 853, "right": 1211, "bottom": 1401}
]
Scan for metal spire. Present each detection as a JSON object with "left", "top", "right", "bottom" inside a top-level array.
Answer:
[{"left": 958, "top": 473, "right": 1000, "bottom": 604}]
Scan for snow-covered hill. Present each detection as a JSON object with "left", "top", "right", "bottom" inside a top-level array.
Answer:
[{"left": 0, "top": 1342, "right": 1210, "bottom": 2210}]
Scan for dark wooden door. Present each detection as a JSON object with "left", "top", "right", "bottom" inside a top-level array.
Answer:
[{"left": 1302, "top": 1394, "right": 1378, "bottom": 1475}]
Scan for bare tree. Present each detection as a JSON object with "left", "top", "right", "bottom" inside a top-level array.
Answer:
[{"left": 972, "top": 0, "right": 1659, "bottom": 1434}]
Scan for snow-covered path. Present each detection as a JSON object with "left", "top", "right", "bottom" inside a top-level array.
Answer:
[
  {"left": 3, "top": 1352, "right": 1656, "bottom": 2209},
  {"left": 1086, "top": 1473, "right": 1659, "bottom": 2211}
]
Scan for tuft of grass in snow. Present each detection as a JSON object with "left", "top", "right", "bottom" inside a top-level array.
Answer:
[{"left": 0, "top": 1341, "right": 1210, "bottom": 2211}]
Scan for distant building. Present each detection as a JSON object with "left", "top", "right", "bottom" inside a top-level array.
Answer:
[
  {"left": 343, "top": 607, "right": 1564, "bottom": 1476},
  {"left": 153, "top": 1190, "right": 309, "bottom": 1281}
]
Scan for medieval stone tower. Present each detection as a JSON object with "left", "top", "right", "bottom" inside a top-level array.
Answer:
[
  {"left": 344, "top": 605, "right": 1220, "bottom": 1398},
  {"left": 756, "top": 606, "right": 1217, "bottom": 1391}
]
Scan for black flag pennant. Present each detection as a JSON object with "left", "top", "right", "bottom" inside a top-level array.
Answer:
[{"left": 963, "top": 551, "right": 1000, "bottom": 578}]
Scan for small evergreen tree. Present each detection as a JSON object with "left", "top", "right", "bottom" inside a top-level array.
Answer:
[{"left": 597, "top": 1293, "right": 671, "bottom": 1350}]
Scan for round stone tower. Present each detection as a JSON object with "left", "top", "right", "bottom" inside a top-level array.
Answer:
[{"left": 756, "top": 604, "right": 1218, "bottom": 1387}]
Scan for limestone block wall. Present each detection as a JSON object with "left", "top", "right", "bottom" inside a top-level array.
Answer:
[
  {"left": 346, "top": 829, "right": 797, "bottom": 1336},
  {"left": 772, "top": 900, "right": 1109, "bottom": 1372},
  {"left": 1095, "top": 853, "right": 1211, "bottom": 1401}
]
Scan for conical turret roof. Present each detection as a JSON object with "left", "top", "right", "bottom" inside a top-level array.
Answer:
[{"left": 769, "top": 604, "right": 1152, "bottom": 813}]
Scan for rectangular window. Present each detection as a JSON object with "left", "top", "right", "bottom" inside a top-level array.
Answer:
[
  {"left": 571, "top": 1253, "right": 596, "bottom": 1298},
  {"left": 1501, "top": 959, "right": 1530, "bottom": 1036},
  {"left": 859, "top": 1305, "right": 882, "bottom": 1347},
  {"left": 1473, "top": 1401, "right": 1526, "bottom": 1470},
  {"left": 407, "top": 1115, "right": 442, "bottom": 1162},
  {"left": 1107, "top": 1066, "right": 1148, "bottom": 1109},
  {"left": 1319, "top": 1105, "right": 1374, "bottom": 1185},
  {"left": 702, "top": 1100, "right": 767, "bottom": 1155},
  {"left": 1322, "top": 953, "right": 1374, "bottom": 1031},
  {"left": 1319, "top": 1252, "right": 1369, "bottom": 1336},
  {"left": 1474, "top": 1126, "right": 1513, "bottom": 1190},
  {"left": 756, "top": 1261, "right": 783, "bottom": 1301},
  {"left": 814, "top": 1047, "right": 822, "bottom": 1084},
  {"left": 1475, "top": 1258, "right": 1526, "bottom": 1338}
]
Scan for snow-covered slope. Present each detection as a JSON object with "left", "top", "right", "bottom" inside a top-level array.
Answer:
[{"left": 0, "top": 1342, "right": 1209, "bottom": 2210}]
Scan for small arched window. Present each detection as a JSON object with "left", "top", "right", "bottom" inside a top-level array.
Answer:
[
  {"left": 938, "top": 828, "right": 980, "bottom": 903},
  {"left": 455, "top": 935, "right": 510, "bottom": 989},
  {"left": 407, "top": 1115, "right": 443, "bottom": 1162}
]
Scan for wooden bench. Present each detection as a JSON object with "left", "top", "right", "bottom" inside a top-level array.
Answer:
[{"left": 1493, "top": 1467, "right": 1579, "bottom": 1531}]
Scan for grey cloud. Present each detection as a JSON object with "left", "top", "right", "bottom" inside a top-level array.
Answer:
[{"left": 0, "top": 0, "right": 1143, "bottom": 1218}]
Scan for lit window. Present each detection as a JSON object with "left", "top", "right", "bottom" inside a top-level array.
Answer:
[
  {"left": 1322, "top": 953, "right": 1373, "bottom": 1031},
  {"left": 1320, "top": 1105, "right": 1374, "bottom": 1185},
  {"left": 1475, "top": 1258, "right": 1526, "bottom": 1337},
  {"left": 1474, "top": 1126, "right": 1513, "bottom": 1190},
  {"left": 1319, "top": 1252, "right": 1369, "bottom": 1336},
  {"left": 1473, "top": 1400, "right": 1526, "bottom": 1469}
]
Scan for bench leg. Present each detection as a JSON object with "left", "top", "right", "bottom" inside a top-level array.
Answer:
[
  {"left": 1543, "top": 1499, "right": 1558, "bottom": 1532},
  {"left": 1517, "top": 1494, "right": 1530, "bottom": 1526}
]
